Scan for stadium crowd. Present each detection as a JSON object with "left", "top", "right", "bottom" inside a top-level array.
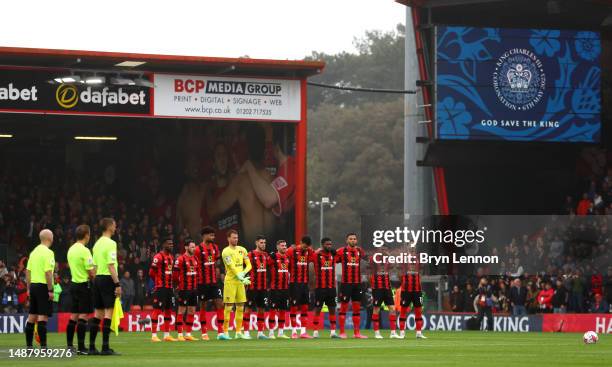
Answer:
[
  {"left": 448, "top": 166, "right": 612, "bottom": 315},
  {"left": 0, "top": 161, "right": 185, "bottom": 313},
  {"left": 1, "top": 160, "right": 611, "bottom": 317}
]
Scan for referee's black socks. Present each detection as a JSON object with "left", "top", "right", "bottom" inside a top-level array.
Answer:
[
  {"left": 66, "top": 319, "right": 77, "bottom": 347},
  {"left": 102, "top": 318, "right": 112, "bottom": 351},
  {"left": 77, "top": 319, "right": 87, "bottom": 350},
  {"left": 25, "top": 321, "right": 35, "bottom": 347},
  {"left": 38, "top": 321, "right": 47, "bottom": 347},
  {"left": 89, "top": 317, "right": 100, "bottom": 349}
]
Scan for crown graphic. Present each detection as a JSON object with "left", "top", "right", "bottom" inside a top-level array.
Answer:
[{"left": 506, "top": 63, "right": 532, "bottom": 91}]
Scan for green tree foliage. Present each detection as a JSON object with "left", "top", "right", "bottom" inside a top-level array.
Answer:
[
  {"left": 306, "top": 25, "right": 406, "bottom": 244},
  {"left": 306, "top": 24, "right": 405, "bottom": 109}
]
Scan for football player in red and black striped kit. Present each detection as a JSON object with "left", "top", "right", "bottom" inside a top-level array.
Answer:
[
  {"left": 399, "top": 245, "right": 427, "bottom": 339},
  {"left": 311, "top": 237, "right": 339, "bottom": 338},
  {"left": 335, "top": 233, "right": 367, "bottom": 339},
  {"left": 370, "top": 246, "right": 400, "bottom": 339},
  {"left": 173, "top": 239, "right": 199, "bottom": 341},
  {"left": 149, "top": 237, "right": 177, "bottom": 342},
  {"left": 194, "top": 226, "right": 223, "bottom": 340},
  {"left": 244, "top": 235, "right": 273, "bottom": 340},
  {"left": 268, "top": 240, "right": 291, "bottom": 339},
  {"left": 286, "top": 235, "right": 314, "bottom": 339}
]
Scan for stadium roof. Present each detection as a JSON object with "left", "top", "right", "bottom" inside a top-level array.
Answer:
[
  {"left": 395, "top": 0, "right": 612, "bottom": 30},
  {"left": 0, "top": 46, "right": 325, "bottom": 78}
]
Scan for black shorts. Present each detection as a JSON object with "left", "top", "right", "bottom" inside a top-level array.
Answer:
[
  {"left": 93, "top": 275, "right": 116, "bottom": 310},
  {"left": 29, "top": 283, "right": 52, "bottom": 317},
  {"left": 338, "top": 283, "right": 362, "bottom": 303},
  {"left": 247, "top": 290, "right": 268, "bottom": 309},
  {"left": 314, "top": 288, "right": 337, "bottom": 308},
  {"left": 153, "top": 287, "right": 175, "bottom": 310},
  {"left": 270, "top": 289, "right": 289, "bottom": 310},
  {"left": 198, "top": 284, "right": 222, "bottom": 302},
  {"left": 372, "top": 288, "right": 394, "bottom": 307},
  {"left": 400, "top": 291, "right": 423, "bottom": 308},
  {"left": 289, "top": 283, "right": 309, "bottom": 306},
  {"left": 177, "top": 290, "right": 198, "bottom": 307},
  {"left": 70, "top": 282, "right": 93, "bottom": 314}
]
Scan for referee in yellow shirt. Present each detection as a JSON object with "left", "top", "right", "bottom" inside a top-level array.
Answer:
[
  {"left": 25, "top": 229, "right": 56, "bottom": 348},
  {"left": 66, "top": 224, "right": 96, "bottom": 354},
  {"left": 90, "top": 218, "right": 121, "bottom": 355},
  {"left": 219, "top": 229, "right": 252, "bottom": 340}
]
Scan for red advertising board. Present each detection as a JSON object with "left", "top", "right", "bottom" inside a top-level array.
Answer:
[{"left": 542, "top": 313, "right": 612, "bottom": 334}]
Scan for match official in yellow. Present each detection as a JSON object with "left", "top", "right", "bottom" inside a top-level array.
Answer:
[
  {"left": 91, "top": 218, "right": 121, "bottom": 355},
  {"left": 219, "top": 229, "right": 252, "bottom": 340},
  {"left": 25, "top": 229, "right": 55, "bottom": 348},
  {"left": 66, "top": 224, "right": 96, "bottom": 354}
]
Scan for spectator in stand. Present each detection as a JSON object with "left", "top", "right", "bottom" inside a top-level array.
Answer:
[
  {"left": 526, "top": 281, "right": 539, "bottom": 314},
  {"left": 576, "top": 193, "right": 592, "bottom": 216},
  {"left": 0, "top": 261, "right": 8, "bottom": 279},
  {"left": 464, "top": 283, "right": 476, "bottom": 312},
  {"left": 496, "top": 279, "right": 510, "bottom": 313},
  {"left": 552, "top": 278, "right": 568, "bottom": 313},
  {"left": 589, "top": 293, "right": 609, "bottom": 313},
  {"left": 120, "top": 271, "right": 135, "bottom": 310},
  {"left": 15, "top": 274, "right": 27, "bottom": 313},
  {"left": 509, "top": 278, "right": 527, "bottom": 316},
  {"left": 1, "top": 273, "right": 18, "bottom": 313},
  {"left": 536, "top": 281, "right": 554, "bottom": 313},
  {"left": 563, "top": 196, "right": 575, "bottom": 214},
  {"left": 133, "top": 269, "right": 147, "bottom": 308},
  {"left": 450, "top": 285, "right": 464, "bottom": 312},
  {"left": 569, "top": 271, "right": 586, "bottom": 313},
  {"left": 605, "top": 267, "right": 612, "bottom": 309}
]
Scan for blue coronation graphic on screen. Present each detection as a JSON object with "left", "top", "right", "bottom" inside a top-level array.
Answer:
[{"left": 436, "top": 26, "right": 601, "bottom": 142}]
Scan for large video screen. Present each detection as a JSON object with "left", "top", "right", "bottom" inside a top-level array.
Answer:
[{"left": 435, "top": 26, "right": 601, "bottom": 142}]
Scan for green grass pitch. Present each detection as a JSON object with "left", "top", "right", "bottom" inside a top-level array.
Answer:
[{"left": 0, "top": 331, "right": 609, "bottom": 367}]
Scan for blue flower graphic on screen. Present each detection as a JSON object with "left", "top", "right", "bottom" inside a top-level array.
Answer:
[
  {"left": 571, "top": 66, "right": 601, "bottom": 118},
  {"left": 574, "top": 31, "right": 601, "bottom": 61},
  {"left": 438, "top": 97, "right": 472, "bottom": 139},
  {"left": 529, "top": 29, "right": 560, "bottom": 57}
]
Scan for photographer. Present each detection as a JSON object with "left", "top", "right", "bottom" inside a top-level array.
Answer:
[{"left": 474, "top": 277, "right": 495, "bottom": 331}]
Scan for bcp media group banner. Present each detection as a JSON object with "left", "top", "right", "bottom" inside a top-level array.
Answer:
[{"left": 153, "top": 74, "right": 301, "bottom": 122}]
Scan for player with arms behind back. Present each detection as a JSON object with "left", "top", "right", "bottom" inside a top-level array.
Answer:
[
  {"left": 399, "top": 245, "right": 427, "bottom": 339},
  {"left": 219, "top": 229, "right": 252, "bottom": 340},
  {"left": 311, "top": 237, "right": 339, "bottom": 338},
  {"left": 149, "top": 237, "right": 177, "bottom": 342},
  {"left": 286, "top": 236, "right": 315, "bottom": 338},
  {"left": 335, "top": 233, "right": 367, "bottom": 339},
  {"left": 173, "top": 239, "right": 199, "bottom": 341},
  {"left": 268, "top": 240, "right": 291, "bottom": 339},
  {"left": 245, "top": 235, "right": 273, "bottom": 339},
  {"left": 194, "top": 226, "right": 223, "bottom": 340},
  {"left": 370, "top": 245, "right": 400, "bottom": 339}
]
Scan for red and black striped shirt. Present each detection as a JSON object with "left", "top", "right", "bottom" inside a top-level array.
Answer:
[
  {"left": 194, "top": 242, "right": 220, "bottom": 285},
  {"left": 312, "top": 249, "right": 336, "bottom": 289},
  {"left": 400, "top": 261, "right": 421, "bottom": 292},
  {"left": 370, "top": 259, "right": 391, "bottom": 289},
  {"left": 270, "top": 252, "right": 290, "bottom": 290},
  {"left": 248, "top": 250, "right": 272, "bottom": 291},
  {"left": 335, "top": 246, "right": 366, "bottom": 284},
  {"left": 149, "top": 251, "right": 174, "bottom": 289},
  {"left": 286, "top": 246, "right": 313, "bottom": 284},
  {"left": 173, "top": 253, "right": 199, "bottom": 291}
]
